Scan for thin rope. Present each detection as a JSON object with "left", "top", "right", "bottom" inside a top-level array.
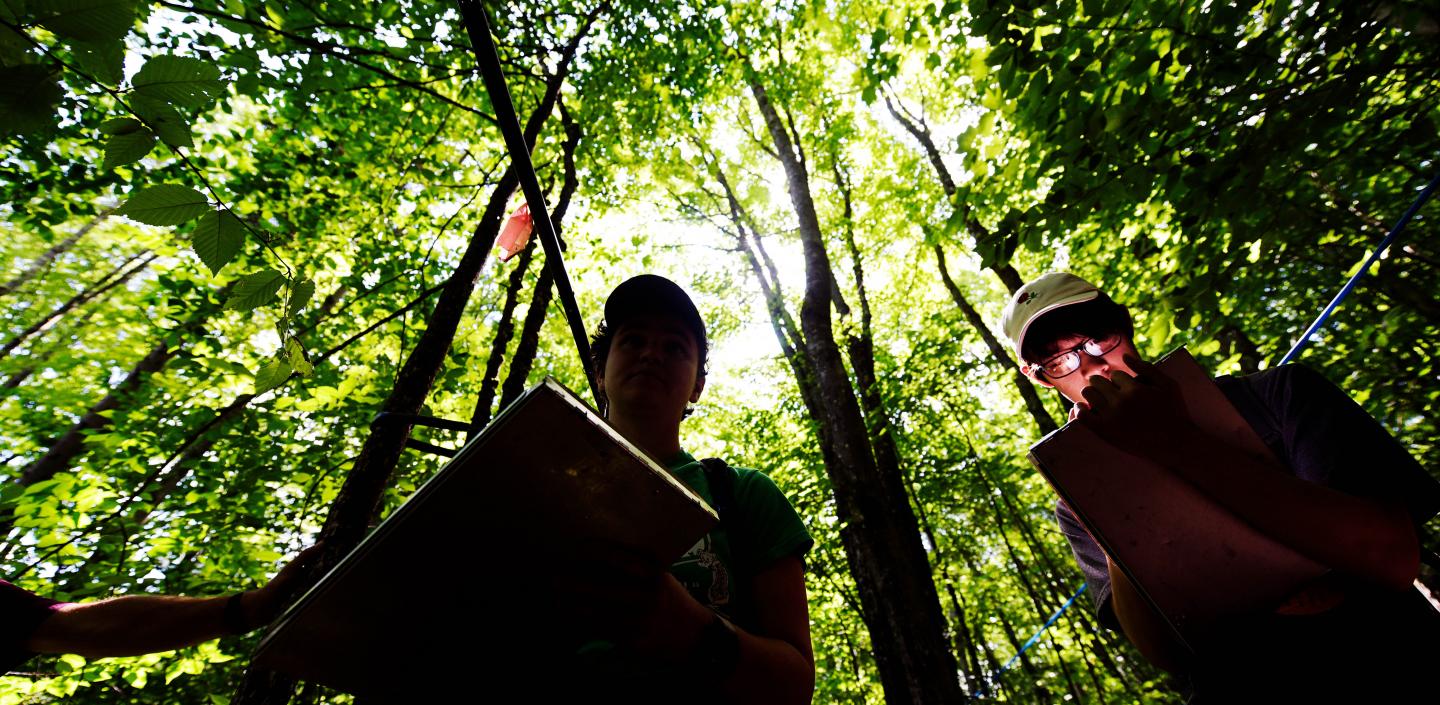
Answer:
[
  {"left": 1279, "top": 169, "right": 1440, "bottom": 365},
  {"left": 971, "top": 583, "right": 1087, "bottom": 700}
]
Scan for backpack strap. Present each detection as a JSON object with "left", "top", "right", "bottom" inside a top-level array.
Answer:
[
  {"left": 700, "top": 457, "right": 756, "bottom": 627},
  {"left": 700, "top": 458, "right": 748, "bottom": 572},
  {"left": 700, "top": 457, "right": 738, "bottom": 531}
]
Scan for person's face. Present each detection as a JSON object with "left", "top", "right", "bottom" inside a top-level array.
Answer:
[
  {"left": 1029, "top": 334, "right": 1142, "bottom": 405},
  {"left": 597, "top": 313, "right": 705, "bottom": 421}
]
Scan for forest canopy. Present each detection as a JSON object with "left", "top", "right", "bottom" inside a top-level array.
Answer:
[{"left": 1, "top": 0, "right": 1436, "bottom": 702}]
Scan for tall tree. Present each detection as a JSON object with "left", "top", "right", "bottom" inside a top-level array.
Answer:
[
  {"left": 231, "top": 16, "right": 595, "bottom": 702},
  {"left": 743, "top": 69, "right": 965, "bottom": 703}
]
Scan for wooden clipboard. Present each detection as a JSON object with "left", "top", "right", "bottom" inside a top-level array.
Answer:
[
  {"left": 1027, "top": 348, "right": 1327, "bottom": 648},
  {"left": 253, "top": 377, "right": 719, "bottom": 698}
]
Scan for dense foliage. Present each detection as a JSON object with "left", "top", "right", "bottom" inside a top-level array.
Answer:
[{"left": 2, "top": 0, "right": 1435, "bottom": 702}]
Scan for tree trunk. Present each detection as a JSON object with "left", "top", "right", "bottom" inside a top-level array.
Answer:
[
  {"left": 0, "top": 251, "right": 155, "bottom": 363},
  {"left": 935, "top": 245, "right": 1059, "bottom": 435},
  {"left": 910, "top": 481, "right": 982, "bottom": 696},
  {"left": 231, "top": 22, "right": 592, "bottom": 703},
  {"left": 832, "top": 159, "right": 982, "bottom": 693},
  {"left": 883, "top": 95, "right": 1026, "bottom": 294},
  {"left": 493, "top": 101, "right": 582, "bottom": 415},
  {"left": 748, "top": 75, "right": 965, "bottom": 705},
  {"left": 977, "top": 467, "right": 1092, "bottom": 703},
  {"left": 2, "top": 306, "right": 102, "bottom": 389},
  {"left": 0, "top": 211, "right": 109, "bottom": 297},
  {"left": 29, "top": 281, "right": 454, "bottom": 581},
  {"left": 497, "top": 266, "right": 553, "bottom": 412},
  {"left": 1220, "top": 321, "right": 1265, "bottom": 375},
  {"left": 956, "top": 545, "right": 1021, "bottom": 702},
  {"left": 468, "top": 238, "right": 536, "bottom": 434},
  {"left": 700, "top": 159, "right": 824, "bottom": 419}
]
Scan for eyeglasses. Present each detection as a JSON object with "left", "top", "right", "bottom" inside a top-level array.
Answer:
[{"left": 1030, "top": 335, "right": 1122, "bottom": 379}]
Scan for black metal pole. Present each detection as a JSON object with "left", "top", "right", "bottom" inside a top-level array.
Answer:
[{"left": 457, "top": 0, "right": 600, "bottom": 403}]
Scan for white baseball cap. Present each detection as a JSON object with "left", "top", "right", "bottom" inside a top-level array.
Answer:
[{"left": 1001, "top": 272, "right": 1102, "bottom": 359}]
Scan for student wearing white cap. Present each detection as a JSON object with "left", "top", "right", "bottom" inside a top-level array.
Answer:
[{"left": 1002, "top": 272, "right": 1440, "bottom": 703}]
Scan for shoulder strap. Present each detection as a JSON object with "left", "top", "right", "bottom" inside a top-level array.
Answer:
[
  {"left": 700, "top": 457, "right": 757, "bottom": 626},
  {"left": 701, "top": 457, "right": 749, "bottom": 573},
  {"left": 700, "top": 457, "right": 737, "bottom": 529}
]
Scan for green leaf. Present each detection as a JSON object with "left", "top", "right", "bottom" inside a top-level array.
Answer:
[
  {"left": 35, "top": 0, "right": 137, "bottom": 42},
  {"left": 286, "top": 278, "right": 315, "bottom": 316},
  {"left": 226, "top": 269, "right": 284, "bottom": 311},
  {"left": 101, "top": 126, "right": 156, "bottom": 169},
  {"left": 285, "top": 337, "right": 313, "bottom": 376},
  {"left": 0, "top": 0, "right": 23, "bottom": 25},
  {"left": 253, "top": 356, "right": 291, "bottom": 394},
  {"left": 58, "top": 654, "right": 86, "bottom": 674},
  {"left": 0, "top": 24, "right": 32, "bottom": 67},
  {"left": 117, "top": 184, "right": 209, "bottom": 226},
  {"left": 98, "top": 116, "right": 142, "bottom": 134},
  {"left": 0, "top": 64, "right": 62, "bottom": 136},
  {"left": 130, "top": 95, "right": 192, "bottom": 148},
  {"left": 132, "top": 55, "right": 225, "bottom": 110},
  {"left": 191, "top": 209, "right": 243, "bottom": 275},
  {"left": 70, "top": 37, "right": 124, "bottom": 85}
]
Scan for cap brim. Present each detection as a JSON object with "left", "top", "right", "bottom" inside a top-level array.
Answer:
[{"left": 1013, "top": 290, "right": 1101, "bottom": 357}]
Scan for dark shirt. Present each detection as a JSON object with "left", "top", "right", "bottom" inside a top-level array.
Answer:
[
  {"left": 1, "top": 579, "right": 60, "bottom": 674},
  {"left": 1055, "top": 363, "right": 1440, "bottom": 700}
]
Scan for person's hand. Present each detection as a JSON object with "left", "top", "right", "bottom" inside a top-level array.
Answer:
[
  {"left": 1074, "top": 354, "right": 1195, "bottom": 460},
  {"left": 552, "top": 542, "right": 712, "bottom": 658},
  {"left": 240, "top": 543, "right": 324, "bottom": 630},
  {"left": 563, "top": 542, "right": 665, "bottom": 634},
  {"left": 620, "top": 572, "right": 714, "bottom": 657}
]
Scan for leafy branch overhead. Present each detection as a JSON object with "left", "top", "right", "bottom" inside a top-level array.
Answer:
[{"left": 6, "top": 1, "right": 316, "bottom": 390}]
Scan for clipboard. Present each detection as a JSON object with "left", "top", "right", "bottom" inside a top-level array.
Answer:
[
  {"left": 1027, "top": 348, "right": 1327, "bottom": 648},
  {"left": 253, "top": 377, "right": 719, "bottom": 698}
]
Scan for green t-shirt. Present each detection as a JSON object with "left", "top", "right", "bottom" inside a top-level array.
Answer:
[
  {"left": 571, "top": 451, "right": 813, "bottom": 691},
  {"left": 663, "top": 451, "right": 814, "bottom": 625}
]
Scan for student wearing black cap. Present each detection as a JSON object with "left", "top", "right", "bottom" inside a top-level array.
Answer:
[{"left": 569, "top": 274, "right": 814, "bottom": 705}]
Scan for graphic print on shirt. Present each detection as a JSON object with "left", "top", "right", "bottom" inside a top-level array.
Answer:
[{"left": 671, "top": 533, "right": 730, "bottom": 609}]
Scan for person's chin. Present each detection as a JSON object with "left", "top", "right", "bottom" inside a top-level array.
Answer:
[{"left": 612, "top": 387, "right": 676, "bottom": 410}]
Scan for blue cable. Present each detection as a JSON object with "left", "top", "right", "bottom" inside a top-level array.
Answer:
[
  {"left": 1279, "top": 170, "right": 1440, "bottom": 365},
  {"left": 972, "top": 583, "right": 1087, "bottom": 699},
  {"left": 1000, "top": 583, "right": 1087, "bottom": 673}
]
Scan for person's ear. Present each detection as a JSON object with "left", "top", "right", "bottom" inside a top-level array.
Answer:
[
  {"left": 1025, "top": 365, "right": 1055, "bottom": 389},
  {"left": 690, "top": 373, "right": 706, "bottom": 403}
]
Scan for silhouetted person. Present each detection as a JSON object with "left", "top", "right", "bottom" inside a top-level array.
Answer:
[{"left": 1003, "top": 272, "right": 1440, "bottom": 703}]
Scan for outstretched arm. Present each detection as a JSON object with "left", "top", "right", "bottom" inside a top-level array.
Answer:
[{"left": 27, "top": 545, "right": 318, "bottom": 659}]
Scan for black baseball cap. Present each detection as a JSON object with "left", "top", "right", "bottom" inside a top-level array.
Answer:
[{"left": 603, "top": 274, "right": 708, "bottom": 353}]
